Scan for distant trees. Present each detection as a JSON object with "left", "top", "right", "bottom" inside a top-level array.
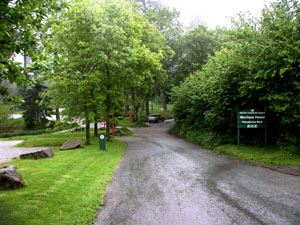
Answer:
[
  {"left": 172, "top": 0, "right": 300, "bottom": 148},
  {"left": 172, "top": 25, "right": 222, "bottom": 85},
  {"left": 129, "top": 0, "right": 183, "bottom": 112},
  {"left": 21, "top": 83, "right": 51, "bottom": 129}
]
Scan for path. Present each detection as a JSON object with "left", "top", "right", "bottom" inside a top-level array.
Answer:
[
  {"left": 0, "top": 141, "right": 50, "bottom": 164},
  {"left": 94, "top": 120, "right": 300, "bottom": 225}
]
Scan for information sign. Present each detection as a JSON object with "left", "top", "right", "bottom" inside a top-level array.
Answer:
[
  {"left": 237, "top": 109, "right": 267, "bottom": 149},
  {"left": 237, "top": 109, "right": 266, "bottom": 128}
]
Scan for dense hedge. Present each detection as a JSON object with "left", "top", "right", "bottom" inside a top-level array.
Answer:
[
  {"left": 0, "top": 129, "right": 47, "bottom": 138},
  {"left": 172, "top": 0, "right": 300, "bottom": 150}
]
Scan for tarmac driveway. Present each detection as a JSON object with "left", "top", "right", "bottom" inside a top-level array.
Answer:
[{"left": 94, "top": 120, "right": 300, "bottom": 225}]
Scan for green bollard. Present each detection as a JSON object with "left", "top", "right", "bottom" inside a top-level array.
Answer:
[{"left": 99, "top": 134, "right": 106, "bottom": 151}]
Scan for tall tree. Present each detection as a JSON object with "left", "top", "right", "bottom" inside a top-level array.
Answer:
[
  {"left": 21, "top": 83, "right": 51, "bottom": 129},
  {"left": 172, "top": 0, "right": 300, "bottom": 148},
  {"left": 130, "top": 0, "right": 183, "bottom": 112},
  {"left": 172, "top": 25, "right": 221, "bottom": 85},
  {"left": 45, "top": 0, "right": 165, "bottom": 142}
]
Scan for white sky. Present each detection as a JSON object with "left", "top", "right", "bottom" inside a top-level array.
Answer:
[{"left": 159, "top": 0, "right": 274, "bottom": 28}]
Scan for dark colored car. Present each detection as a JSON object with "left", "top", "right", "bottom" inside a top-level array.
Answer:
[{"left": 148, "top": 114, "right": 165, "bottom": 123}]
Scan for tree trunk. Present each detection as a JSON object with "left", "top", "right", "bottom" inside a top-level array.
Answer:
[
  {"left": 125, "top": 93, "right": 129, "bottom": 112},
  {"left": 106, "top": 120, "right": 111, "bottom": 141},
  {"left": 141, "top": 97, "right": 145, "bottom": 111},
  {"left": 137, "top": 110, "right": 141, "bottom": 123},
  {"left": 94, "top": 122, "right": 98, "bottom": 137},
  {"left": 162, "top": 91, "right": 167, "bottom": 112},
  {"left": 55, "top": 107, "right": 60, "bottom": 122},
  {"left": 145, "top": 98, "right": 149, "bottom": 116},
  {"left": 132, "top": 88, "right": 137, "bottom": 122},
  {"left": 85, "top": 120, "right": 90, "bottom": 145},
  {"left": 151, "top": 97, "right": 154, "bottom": 112}
]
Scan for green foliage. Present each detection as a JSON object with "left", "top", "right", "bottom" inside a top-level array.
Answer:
[
  {"left": 0, "top": 129, "right": 47, "bottom": 138},
  {"left": 0, "top": 118, "right": 24, "bottom": 134},
  {"left": 0, "top": 101, "right": 11, "bottom": 126},
  {"left": 172, "top": 25, "right": 223, "bottom": 85},
  {"left": 21, "top": 83, "right": 51, "bottom": 129},
  {"left": 0, "top": 0, "right": 67, "bottom": 100},
  {"left": 214, "top": 144, "right": 300, "bottom": 167},
  {"left": 43, "top": 0, "right": 165, "bottom": 142},
  {"left": 130, "top": 0, "right": 183, "bottom": 111},
  {"left": 172, "top": 0, "right": 300, "bottom": 149},
  {"left": 47, "top": 122, "right": 78, "bottom": 133},
  {"left": 0, "top": 137, "right": 126, "bottom": 225},
  {"left": 117, "top": 116, "right": 148, "bottom": 127},
  {"left": 159, "top": 111, "right": 173, "bottom": 120},
  {"left": 0, "top": 101, "right": 25, "bottom": 133}
]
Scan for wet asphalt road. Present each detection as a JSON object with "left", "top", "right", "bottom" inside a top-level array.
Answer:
[{"left": 94, "top": 120, "right": 300, "bottom": 225}]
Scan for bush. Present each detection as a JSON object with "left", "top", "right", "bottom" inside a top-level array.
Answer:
[
  {"left": 171, "top": 123, "right": 232, "bottom": 149},
  {"left": 0, "top": 102, "right": 12, "bottom": 126},
  {"left": 0, "top": 129, "right": 46, "bottom": 138},
  {"left": 0, "top": 122, "right": 78, "bottom": 138},
  {"left": 0, "top": 118, "right": 25, "bottom": 134},
  {"left": 160, "top": 111, "right": 174, "bottom": 120},
  {"left": 46, "top": 122, "right": 78, "bottom": 133},
  {"left": 171, "top": 0, "right": 300, "bottom": 149}
]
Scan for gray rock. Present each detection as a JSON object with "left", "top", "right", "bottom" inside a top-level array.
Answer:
[
  {"left": 113, "top": 130, "right": 123, "bottom": 136},
  {"left": 60, "top": 138, "right": 82, "bottom": 150},
  {"left": 20, "top": 148, "right": 54, "bottom": 160},
  {"left": 0, "top": 165, "right": 24, "bottom": 190}
]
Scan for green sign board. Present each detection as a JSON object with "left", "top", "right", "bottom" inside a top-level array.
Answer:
[
  {"left": 237, "top": 109, "right": 267, "bottom": 149},
  {"left": 237, "top": 109, "right": 267, "bottom": 128}
]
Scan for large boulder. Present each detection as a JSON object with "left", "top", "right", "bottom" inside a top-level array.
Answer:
[
  {"left": 20, "top": 148, "right": 54, "bottom": 160},
  {"left": 0, "top": 165, "right": 24, "bottom": 190},
  {"left": 60, "top": 138, "right": 82, "bottom": 150}
]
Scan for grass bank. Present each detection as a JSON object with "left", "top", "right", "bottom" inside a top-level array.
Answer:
[
  {"left": 215, "top": 144, "right": 300, "bottom": 167},
  {"left": 0, "top": 132, "right": 127, "bottom": 225},
  {"left": 171, "top": 125, "right": 300, "bottom": 167}
]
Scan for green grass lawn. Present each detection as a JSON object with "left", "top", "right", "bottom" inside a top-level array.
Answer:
[
  {"left": 3, "top": 128, "right": 131, "bottom": 147},
  {"left": 12, "top": 132, "right": 87, "bottom": 147},
  {"left": 215, "top": 144, "right": 300, "bottom": 167},
  {"left": 0, "top": 132, "right": 127, "bottom": 225}
]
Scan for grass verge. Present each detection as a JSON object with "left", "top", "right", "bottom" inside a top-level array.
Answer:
[
  {"left": 117, "top": 117, "right": 148, "bottom": 128},
  {"left": 171, "top": 124, "right": 300, "bottom": 167},
  {"left": 0, "top": 133, "right": 127, "bottom": 225},
  {"left": 215, "top": 144, "right": 300, "bottom": 167}
]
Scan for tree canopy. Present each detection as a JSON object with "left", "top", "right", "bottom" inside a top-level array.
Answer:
[
  {"left": 0, "top": 0, "right": 67, "bottom": 100},
  {"left": 172, "top": 0, "right": 300, "bottom": 148},
  {"left": 44, "top": 0, "right": 165, "bottom": 143}
]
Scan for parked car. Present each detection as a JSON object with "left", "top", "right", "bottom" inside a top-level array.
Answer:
[{"left": 148, "top": 114, "right": 165, "bottom": 123}]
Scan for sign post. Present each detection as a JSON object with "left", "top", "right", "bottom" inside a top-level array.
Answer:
[
  {"left": 237, "top": 109, "right": 267, "bottom": 149},
  {"left": 99, "top": 134, "right": 106, "bottom": 151}
]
